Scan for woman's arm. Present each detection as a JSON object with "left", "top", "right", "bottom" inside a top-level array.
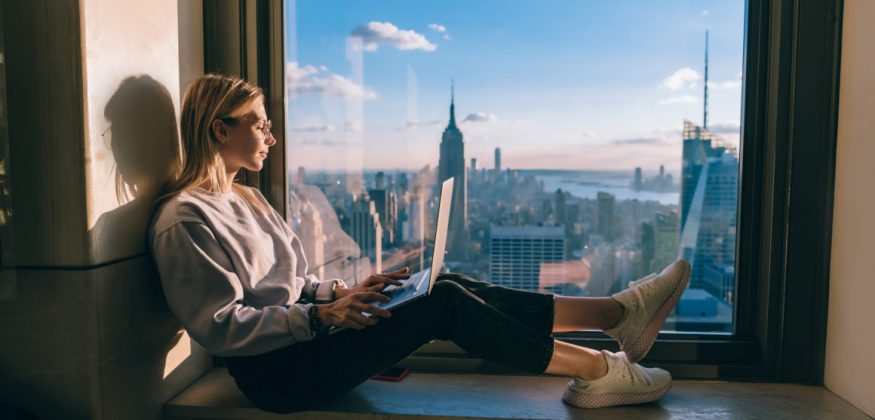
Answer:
[{"left": 152, "top": 221, "right": 318, "bottom": 357}]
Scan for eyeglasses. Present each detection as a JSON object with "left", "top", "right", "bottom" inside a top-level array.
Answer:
[
  {"left": 101, "top": 125, "right": 133, "bottom": 150},
  {"left": 220, "top": 117, "right": 273, "bottom": 138},
  {"left": 101, "top": 126, "right": 113, "bottom": 149}
]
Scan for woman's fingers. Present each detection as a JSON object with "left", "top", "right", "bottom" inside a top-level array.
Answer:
[
  {"left": 384, "top": 270, "right": 411, "bottom": 279},
  {"left": 378, "top": 274, "right": 406, "bottom": 285},
  {"left": 362, "top": 274, "right": 404, "bottom": 288},
  {"left": 367, "top": 284, "right": 386, "bottom": 293},
  {"left": 365, "top": 275, "right": 402, "bottom": 287},
  {"left": 354, "top": 291, "right": 391, "bottom": 304},
  {"left": 360, "top": 304, "right": 392, "bottom": 318},
  {"left": 349, "top": 312, "right": 378, "bottom": 327}
]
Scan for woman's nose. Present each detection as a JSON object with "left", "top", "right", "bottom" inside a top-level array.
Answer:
[{"left": 266, "top": 131, "right": 277, "bottom": 147}]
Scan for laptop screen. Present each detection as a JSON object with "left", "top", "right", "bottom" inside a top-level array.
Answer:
[{"left": 427, "top": 177, "right": 454, "bottom": 294}]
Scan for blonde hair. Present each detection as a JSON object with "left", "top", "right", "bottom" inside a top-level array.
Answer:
[{"left": 154, "top": 73, "right": 269, "bottom": 214}]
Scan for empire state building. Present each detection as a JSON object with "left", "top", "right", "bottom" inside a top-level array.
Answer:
[{"left": 438, "top": 84, "right": 468, "bottom": 260}]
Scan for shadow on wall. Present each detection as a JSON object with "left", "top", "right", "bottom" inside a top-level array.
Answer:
[
  {"left": 83, "top": 76, "right": 203, "bottom": 418},
  {"left": 89, "top": 75, "right": 180, "bottom": 262}
]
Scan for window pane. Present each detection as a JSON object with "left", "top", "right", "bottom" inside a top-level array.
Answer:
[
  {"left": 284, "top": 0, "right": 744, "bottom": 333},
  {"left": 0, "top": 23, "right": 15, "bottom": 298}
]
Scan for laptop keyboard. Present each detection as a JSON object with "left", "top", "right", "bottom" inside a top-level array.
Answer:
[{"left": 382, "top": 270, "right": 426, "bottom": 294}]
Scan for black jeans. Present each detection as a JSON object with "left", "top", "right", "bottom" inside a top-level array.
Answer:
[{"left": 223, "top": 273, "right": 556, "bottom": 414}]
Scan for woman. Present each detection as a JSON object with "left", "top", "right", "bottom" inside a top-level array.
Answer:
[{"left": 148, "top": 74, "right": 691, "bottom": 414}]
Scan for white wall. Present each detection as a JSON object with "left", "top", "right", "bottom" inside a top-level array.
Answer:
[
  {"left": 0, "top": 1, "right": 210, "bottom": 418},
  {"left": 824, "top": 0, "right": 875, "bottom": 417}
]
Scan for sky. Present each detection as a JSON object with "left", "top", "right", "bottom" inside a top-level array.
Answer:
[{"left": 285, "top": 0, "right": 746, "bottom": 174}]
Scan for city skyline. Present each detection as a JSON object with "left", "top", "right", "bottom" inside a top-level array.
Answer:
[
  {"left": 285, "top": 1, "right": 742, "bottom": 333},
  {"left": 285, "top": 0, "right": 745, "bottom": 172}
]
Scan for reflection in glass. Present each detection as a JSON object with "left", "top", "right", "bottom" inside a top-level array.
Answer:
[{"left": 284, "top": 1, "right": 743, "bottom": 333}]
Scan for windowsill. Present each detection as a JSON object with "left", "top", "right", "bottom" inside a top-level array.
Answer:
[{"left": 164, "top": 368, "right": 868, "bottom": 419}]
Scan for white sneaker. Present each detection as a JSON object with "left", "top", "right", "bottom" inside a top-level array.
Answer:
[
  {"left": 563, "top": 350, "right": 672, "bottom": 409},
  {"left": 604, "top": 259, "right": 691, "bottom": 362}
]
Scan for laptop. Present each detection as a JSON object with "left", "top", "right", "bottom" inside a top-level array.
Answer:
[{"left": 327, "top": 177, "right": 454, "bottom": 335}]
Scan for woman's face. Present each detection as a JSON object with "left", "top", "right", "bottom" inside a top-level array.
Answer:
[{"left": 216, "top": 100, "right": 277, "bottom": 173}]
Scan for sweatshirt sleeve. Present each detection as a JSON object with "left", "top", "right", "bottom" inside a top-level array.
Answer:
[
  {"left": 152, "top": 220, "right": 317, "bottom": 357},
  {"left": 292, "top": 230, "right": 322, "bottom": 302},
  {"left": 287, "top": 221, "right": 346, "bottom": 303}
]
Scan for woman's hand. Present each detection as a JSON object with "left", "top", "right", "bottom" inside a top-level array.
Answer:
[
  {"left": 317, "top": 292, "right": 393, "bottom": 330},
  {"left": 334, "top": 267, "right": 410, "bottom": 300}
]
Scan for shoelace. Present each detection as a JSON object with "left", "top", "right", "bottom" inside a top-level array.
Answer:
[
  {"left": 569, "top": 353, "right": 653, "bottom": 391},
  {"left": 626, "top": 273, "right": 657, "bottom": 310},
  {"left": 618, "top": 354, "right": 653, "bottom": 386}
]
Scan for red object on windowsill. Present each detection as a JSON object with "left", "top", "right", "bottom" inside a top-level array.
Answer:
[{"left": 370, "top": 367, "right": 409, "bottom": 382}]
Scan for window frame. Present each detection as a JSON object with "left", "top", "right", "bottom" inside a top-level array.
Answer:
[
  {"left": 203, "top": 0, "right": 288, "bottom": 219},
  {"left": 411, "top": 0, "right": 843, "bottom": 383},
  {"left": 208, "top": 0, "right": 843, "bottom": 383}
]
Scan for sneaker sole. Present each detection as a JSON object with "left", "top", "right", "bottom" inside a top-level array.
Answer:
[
  {"left": 625, "top": 260, "right": 691, "bottom": 362},
  {"left": 562, "top": 382, "right": 673, "bottom": 408}
]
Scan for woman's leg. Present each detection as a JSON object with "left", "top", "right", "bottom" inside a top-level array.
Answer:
[
  {"left": 435, "top": 273, "right": 555, "bottom": 334},
  {"left": 543, "top": 339, "right": 609, "bottom": 380},
  {"left": 436, "top": 273, "right": 621, "bottom": 380},
  {"left": 224, "top": 279, "right": 558, "bottom": 414},
  {"left": 553, "top": 296, "right": 624, "bottom": 332},
  {"left": 437, "top": 272, "right": 624, "bottom": 333}
]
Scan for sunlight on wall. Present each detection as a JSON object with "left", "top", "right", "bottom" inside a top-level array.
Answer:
[{"left": 164, "top": 330, "right": 193, "bottom": 380}]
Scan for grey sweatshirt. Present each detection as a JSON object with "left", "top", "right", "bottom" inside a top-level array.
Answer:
[{"left": 149, "top": 186, "right": 336, "bottom": 357}]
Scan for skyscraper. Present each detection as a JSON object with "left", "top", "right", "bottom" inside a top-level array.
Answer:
[
  {"left": 651, "top": 211, "right": 680, "bottom": 273},
  {"left": 438, "top": 82, "right": 467, "bottom": 260},
  {"left": 404, "top": 185, "right": 426, "bottom": 271},
  {"left": 298, "top": 201, "right": 325, "bottom": 280},
  {"left": 674, "top": 32, "right": 738, "bottom": 329},
  {"left": 494, "top": 147, "right": 502, "bottom": 172},
  {"left": 368, "top": 171, "right": 398, "bottom": 246},
  {"left": 634, "top": 167, "right": 643, "bottom": 190},
  {"left": 703, "top": 30, "right": 710, "bottom": 130},
  {"left": 554, "top": 189, "right": 567, "bottom": 226},
  {"left": 348, "top": 194, "right": 383, "bottom": 272},
  {"left": 679, "top": 120, "right": 738, "bottom": 289},
  {"left": 555, "top": 189, "right": 570, "bottom": 258},
  {"left": 489, "top": 225, "right": 565, "bottom": 291},
  {"left": 596, "top": 191, "right": 616, "bottom": 241},
  {"left": 470, "top": 158, "right": 478, "bottom": 182}
]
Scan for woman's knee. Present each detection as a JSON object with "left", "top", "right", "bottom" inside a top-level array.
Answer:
[
  {"left": 436, "top": 272, "right": 487, "bottom": 288},
  {"left": 431, "top": 280, "right": 486, "bottom": 305}
]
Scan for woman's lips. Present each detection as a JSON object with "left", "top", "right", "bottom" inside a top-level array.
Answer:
[{"left": 259, "top": 152, "right": 268, "bottom": 158}]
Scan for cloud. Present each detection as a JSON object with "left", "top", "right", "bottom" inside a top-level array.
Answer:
[
  {"left": 661, "top": 67, "right": 701, "bottom": 90},
  {"left": 611, "top": 137, "right": 665, "bottom": 145},
  {"left": 297, "top": 138, "right": 346, "bottom": 146},
  {"left": 708, "top": 122, "right": 741, "bottom": 134},
  {"left": 286, "top": 62, "right": 376, "bottom": 99},
  {"left": 701, "top": 10, "right": 710, "bottom": 16},
  {"left": 462, "top": 112, "right": 498, "bottom": 123},
  {"left": 291, "top": 124, "right": 335, "bottom": 132},
  {"left": 428, "top": 23, "right": 446, "bottom": 33},
  {"left": 351, "top": 22, "right": 437, "bottom": 52},
  {"left": 444, "top": 34, "right": 451, "bottom": 41},
  {"left": 708, "top": 72, "right": 743, "bottom": 89},
  {"left": 404, "top": 119, "right": 443, "bottom": 129},
  {"left": 658, "top": 95, "right": 697, "bottom": 105},
  {"left": 344, "top": 121, "right": 362, "bottom": 132}
]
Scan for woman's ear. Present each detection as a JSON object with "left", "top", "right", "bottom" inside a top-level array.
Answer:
[{"left": 211, "top": 119, "right": 228, "bottom": 144}]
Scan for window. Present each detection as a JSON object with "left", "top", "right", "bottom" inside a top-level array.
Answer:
[
  {"left": 284, "top": 1, "right": 744, "bottom": 334},
  {"left": 202, "top": 0, "right": 841, "bottom": 382}
]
